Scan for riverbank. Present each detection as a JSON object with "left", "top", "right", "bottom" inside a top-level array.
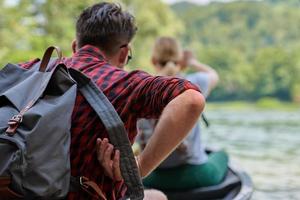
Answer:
[{"left": 206, "top": 99, "right": 300, "bottom": 111}]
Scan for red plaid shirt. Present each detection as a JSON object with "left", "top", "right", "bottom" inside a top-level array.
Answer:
[{"left": 20, "top": 45, "right": 200, "bottom": 200}]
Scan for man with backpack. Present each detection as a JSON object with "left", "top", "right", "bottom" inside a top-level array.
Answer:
[{"left": 14, "top": 2, "right": 205, "bottom": 200}]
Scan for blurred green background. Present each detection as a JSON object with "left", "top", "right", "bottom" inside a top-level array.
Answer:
[{"left": 1, "top": 0, "right": 300, "bottom": 104}]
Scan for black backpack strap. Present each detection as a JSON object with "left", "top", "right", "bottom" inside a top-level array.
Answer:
[{"left": 69, "top": 68, "right": 144, "bottom": 200}]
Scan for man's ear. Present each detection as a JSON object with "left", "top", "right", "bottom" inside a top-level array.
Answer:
[
  {"left": 118, "top": 47, "right": 128, "bottom": 66},
  {"left": 71, "top": 39, "right": 77, "bottom": 53}
]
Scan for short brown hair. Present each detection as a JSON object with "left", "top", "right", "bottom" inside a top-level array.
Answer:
[{"left": 76, "top": 2, "right": 137, "bottom": 56}]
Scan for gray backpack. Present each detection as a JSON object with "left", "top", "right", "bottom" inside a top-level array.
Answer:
[{"left": 0, "top": 47, "right": 143, "bottom": 200}]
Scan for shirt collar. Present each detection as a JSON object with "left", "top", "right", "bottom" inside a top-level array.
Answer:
[{"left": 73, "top": 44, "right": 106, "bottom": 61}]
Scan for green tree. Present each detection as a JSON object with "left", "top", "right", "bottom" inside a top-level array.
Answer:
[
  {"left": 172, "top": 0, "right": 300, "bottom": 102},
  {"left": 0, "top": 0, "right": 183, "bottom": 73},
  {"left": 253, "top": 47, "right": 296, "bottom": 100}
]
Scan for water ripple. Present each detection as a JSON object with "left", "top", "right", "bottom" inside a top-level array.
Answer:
[{"left": 203, "top": 108, "right": 300, "bottom": 200}]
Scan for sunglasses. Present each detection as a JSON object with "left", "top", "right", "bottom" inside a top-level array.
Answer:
[{"left": 120, "top": 44, "right": 133, "bottom": 65}]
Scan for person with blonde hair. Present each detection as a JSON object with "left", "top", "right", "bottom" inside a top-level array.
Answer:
[{"left": 137, "top": 36, "right": 228, "bottom": 190}]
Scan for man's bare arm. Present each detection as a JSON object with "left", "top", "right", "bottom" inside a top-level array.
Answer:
[{"left": 137, "top": 89, "right": 205, "bottom": 177}]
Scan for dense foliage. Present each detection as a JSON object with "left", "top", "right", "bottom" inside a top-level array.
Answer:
[
  {"left": 0, "top": 0, "right": 181, "bottom": 70},
  {"left": 172, "top": 0, "right": 300, "bottom": 102},
  {"left": 0, "top": 0, "right": 299, "bottom": 102}
]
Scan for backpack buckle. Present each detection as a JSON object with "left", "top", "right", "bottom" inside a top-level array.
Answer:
[
  {"left": 79, "top": 176, "right": 107, "bottom": 200},
  {"left": 9, "top": 115, "right": 23, "bottom": 124},
  {"left": 6, "top": 114, "right": 23, "bottom": 136}
]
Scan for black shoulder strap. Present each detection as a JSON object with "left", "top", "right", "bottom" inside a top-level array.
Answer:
[{"left": 69, "top": 68, "right": 144, "bottom": 200}]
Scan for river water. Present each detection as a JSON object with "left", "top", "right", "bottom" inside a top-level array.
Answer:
[{"left": 203, "top": 106, "right": 300, "bottom": 200}]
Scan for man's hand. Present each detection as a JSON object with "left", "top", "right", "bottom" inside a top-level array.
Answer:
[{"left": 96, "top": 138, "right": 123, "bottom": 181}]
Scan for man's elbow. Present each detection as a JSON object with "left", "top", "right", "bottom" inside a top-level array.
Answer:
[{"left": 184, "top": 89, "right": 206, "bottom": 115}]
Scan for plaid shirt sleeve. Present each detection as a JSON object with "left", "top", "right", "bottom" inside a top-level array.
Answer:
[
  {"left": 125, "top": 70, "right": 201, "bottom": 119},
  {"left": 18, "top": 58, "right": 40, "bottom": 69}
]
